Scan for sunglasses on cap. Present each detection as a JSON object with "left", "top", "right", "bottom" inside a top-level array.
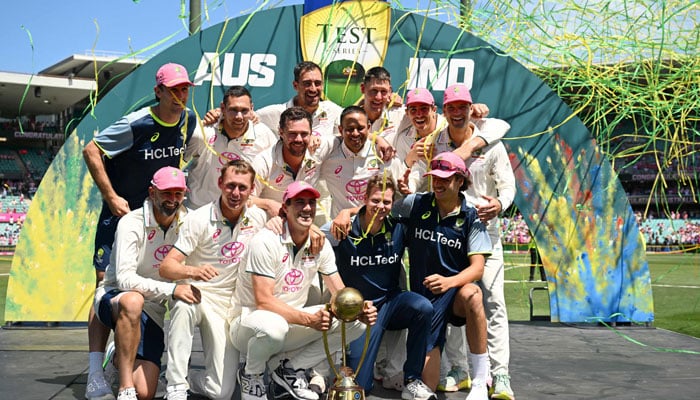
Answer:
[{"left": 430, "top": 159, "right": 465, "bottom": 174}]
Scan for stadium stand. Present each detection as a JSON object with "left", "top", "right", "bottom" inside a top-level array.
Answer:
[
  {"left": 501, "top": 212, "right": 700, "bottom": 248},
  {"left": 16, "top": 148, "right": 53, "bottom": 180},
  {"left": 0, "top": 149, "right": 25, "bottom": 179}
]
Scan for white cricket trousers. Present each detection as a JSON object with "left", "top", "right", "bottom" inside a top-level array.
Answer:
[
  {"left": 166, "top": 296, "right": 239, "bottom": 400},
  {"left": 480, "top": 239, "right": 510, "bottom": 376},
  {"left": 230, "top": 305, "right": 365, "bottom": 375}
]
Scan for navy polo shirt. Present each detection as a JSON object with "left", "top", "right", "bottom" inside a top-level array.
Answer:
[
  {"left": 392, "top": 193, "right": 491, "bottom": 300},
  {"left": 94, "top": 107, "right": 196, "bottom": 210},
  {"left": 324, "top": 207, "right": 406, "bottom": 308}
]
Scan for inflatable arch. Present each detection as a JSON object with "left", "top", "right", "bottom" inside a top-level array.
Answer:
[{"left": 6, "top": 2, "right": 653, "bottom": 323}]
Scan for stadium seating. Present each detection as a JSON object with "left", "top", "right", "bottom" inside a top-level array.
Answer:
[
  {"left": 0, "top": 149, "right": 25, "bottom": 178},
  {"left": 16, "top": 148, "right": 52, "bottom": 179}
]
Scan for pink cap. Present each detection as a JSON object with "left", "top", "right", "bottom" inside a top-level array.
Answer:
[
  {"left": 423, "top": 152, "right": 469, "bottom": 179},
  {"left": 443, "top": 84, "right": 472, "bottom": 105},
  {"left": 406, "top": 88, "right": 434, "bottom": 106},
  {"left": 155, "top": 63, "right": 194, "bottom": 87},
  {"left": 151, "top": 167, "right": 187, "bottom": 190},
  {"left": 283, "top": 181, "right": 321, "bottom": 203}
]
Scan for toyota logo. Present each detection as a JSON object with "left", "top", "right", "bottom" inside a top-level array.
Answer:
[
  {"left": 218, "top": 152, "right": 240, "bottom": 165},
  {"left": 284, "top": 268, "right": 304, "bottom": 285},
  {"left": 221, "top": 241, "right": 245, "bottom": 259},
  {"left": 154, "top": 245, "right": 173, "bottom": 261},
  {"left": 345, "top": 179, "right": 367, "bottom": 195}
]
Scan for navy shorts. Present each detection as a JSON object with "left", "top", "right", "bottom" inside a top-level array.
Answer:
[
  {"left": 93, "top": 206, "right": 120, "bottom": 272},
  {"left": 96, "top": 289, "right": 165, "bottom": 369},
  {"left": 426, "top": 284, "right": 474, "bottom": 351}
]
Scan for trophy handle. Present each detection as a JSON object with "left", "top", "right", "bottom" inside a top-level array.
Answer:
[
  {"left": 352, "top": 324, "right": 372, "bottom": 378},
  {"left": 323, "top": 305, "right": 342, "bottom": 381}
]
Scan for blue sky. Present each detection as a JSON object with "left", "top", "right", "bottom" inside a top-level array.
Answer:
[
  {"left": 1, "top": 1, "right": 301, "bottom": 74},
  {"left": 2, "top": 0, "right": 447, "bottom": 74}
]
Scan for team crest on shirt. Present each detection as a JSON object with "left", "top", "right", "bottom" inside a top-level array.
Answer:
[
  {"left": 301, "top": 250, "right": 316, "bottom": 268},
  {"left": 96, "top": 248, "right": 105, "bottom": 264},
  {"left": 367, "top": 158, "right": 380, "bottom": 171},
  {"left": 303, "top": 159, "right": 318, "bottom": 178},
  {"left": 240, "top": 216, "right": 256, "bottom": 234}
]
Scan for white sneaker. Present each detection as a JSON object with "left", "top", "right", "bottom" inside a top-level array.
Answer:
[
  {"left": 401, "top": 379, "right": 437, "bottom": 400},
  {"left": 117, "top": 387, "right": 137, "bottom": 400},
  {"left": 272, "top": 359, "right": 319, "bottom": 400},
  {"left": 374, "top": 358, "right": 388, "bottom": 381},
  {"left": 490, "top": 374, "right": 515, "bottom": 400},
  {"left": 165, "top": 384, "right": 188, "bottom": 400},
  {"left": 86, "top": 372, "right": 115, "bottom": 400},
  {"left": 238, "top": 369, "right": 267, "bottom": 400},
  {"left": 466, "top": 379, "right": 489, "bottom": 400},
  {"left": 438, "top": 366, "right": 471, "bottom": 392},
  {"left": 381, "top": 371, "right": 404, "bottom": 391},
  {"left": 308, "top": 370, "right": 327, "bottom": 397}
]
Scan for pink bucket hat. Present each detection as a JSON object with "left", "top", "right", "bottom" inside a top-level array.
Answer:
[
  {"left": 443, "top": 84, "right": 472, "bottom": 105},
  {"left": 423, "top": 152, "right": 469, "bottom": 179},
  {"left": 155, "top": 63, "right": 194, "bottom": 87},
  {"left": 283, "top": 181, "right": 321, "bottom": 203},
  {"left": 151, "top": 167, "right": 187, "bottom": 190},
  {"left": 406, "top": 88, "right": 435, "bottom": 106}
]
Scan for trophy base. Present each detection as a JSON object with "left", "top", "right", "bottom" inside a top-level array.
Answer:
[{"left": 327, "top": 385, "right": 365, "bottom": 400}]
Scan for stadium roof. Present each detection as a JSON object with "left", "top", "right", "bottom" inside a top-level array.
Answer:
[{"left": 0, "top": 54, "right": 142, "bottom": 118}]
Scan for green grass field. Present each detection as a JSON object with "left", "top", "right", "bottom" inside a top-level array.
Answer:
[{"left": 1, "top": 252, "right": 699, "bottom": 337}]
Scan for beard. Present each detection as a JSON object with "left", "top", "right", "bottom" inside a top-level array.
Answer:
[{"left": 157, "top": 201, "right": 180, "bottom": 216}]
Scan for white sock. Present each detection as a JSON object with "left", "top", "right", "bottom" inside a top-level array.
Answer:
[
  {"left": 89, "top": 352, "right": 105, "bottom": 376},
  {"left": 468, "top": 352, "right": 489, "bottom": 383}
]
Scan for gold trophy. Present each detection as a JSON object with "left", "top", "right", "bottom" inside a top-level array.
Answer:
[{"left": 323, "top": 287, "right": 371, "bottom": 400}]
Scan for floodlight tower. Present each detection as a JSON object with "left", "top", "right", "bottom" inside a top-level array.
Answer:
[
  {"left": 189, "top": 0, "right": 202, "bottom": 35},
  {"left": 460, "top": 0, "right": 472, "bottom": 29}
]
